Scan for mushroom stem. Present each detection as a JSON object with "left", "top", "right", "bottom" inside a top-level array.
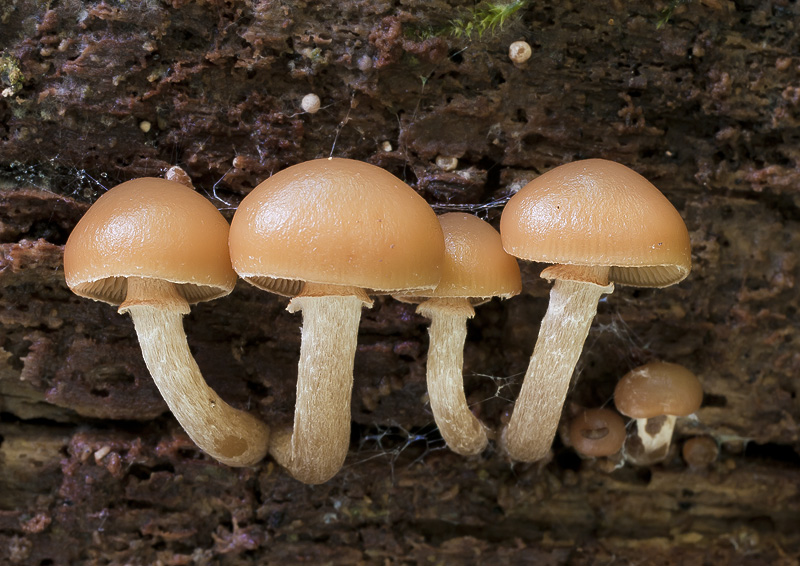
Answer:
[
  {"left": 417, "top": 297, "right": 488, "bottom": 456},
  {"left": 504, "top": 275, "right": 613, "bottom": 462},
  {"left": 269, "top": 289, "right": 367, "bottom": 484},
  {"left": 120, "top": 277, "right": 270, "bottom": 467},
  {"left": 625, "top": 415, "right": 677, "bottom": 465}
]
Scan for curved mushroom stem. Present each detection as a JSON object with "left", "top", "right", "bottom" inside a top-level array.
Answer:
[
  {"left": 120, "top": 277, "right": 270, "bottom": 467},
  {"left": 417, "top": 297, "right": 488, "bottom": 456},
  {"left": 624, "top": 415, "right": 677, "bottom": 465},
  {"left": 504, "top": 266, "right": 613, "bottom": 462},
  {"left": 269, "top": 284, "right": 370, "bottom": 484}
]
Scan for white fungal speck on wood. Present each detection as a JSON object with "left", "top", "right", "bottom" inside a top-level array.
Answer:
[
  {"left": 508, "top": 41, "right": 532, "bottom": 64},
  {"left": 301, "top": 93, "right": 321, "bottom": 114}
]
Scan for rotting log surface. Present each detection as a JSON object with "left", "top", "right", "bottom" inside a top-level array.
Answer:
[{"left": 1, "top": 1, "right": 799, "bottom": 564}]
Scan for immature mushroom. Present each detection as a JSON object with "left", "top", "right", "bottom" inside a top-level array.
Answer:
[
  {"left": 500, "top": 159, "right": 691, "bottom": 462},
  {"left": 682, "top": 435, "right": 719, "bottom": 470},
  {"left": 229, "top": 157, "right": 443, "bottom": 484},
  {"left": 394, "top": 212, "right": 521, "bottom": 456},
  {"left": 64, "top": 176, "right": 270, "bottom": 467},
  {"left": 568, "top": 408, "right": 626, "bottom": 458},
  {"left": 614, "top": 361, "right": 703, "bottom": 465},
  {"left": 508, "top": 40, "right": 532, "bottom": 64},
  {"left": 300, "top": 93, "right": 321, "bottom": 114}
]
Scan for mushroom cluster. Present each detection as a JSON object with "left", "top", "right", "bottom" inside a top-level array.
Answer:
[
  {"left": 64, "top": 157, "right": 694, "bottom": 482},
  {"left": 499, "top": 159, "right": 692, "bottom": 463}
]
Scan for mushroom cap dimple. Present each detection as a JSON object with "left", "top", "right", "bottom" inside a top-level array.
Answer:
[
  {"left": 614, "top": 361, "right": 703, "bottom": 419},
  {"left": 394, "top": 212, "right": 521, "bottom": 305},
  {"left": 229, "top": 158, "right": 444, "bottom": 296},
  {"left": 500, "top": 159, "right": 691, "bottom": 287},
  {"left": 64, "top": 177, "right": 236, "bottom": 305},
  {"left": 569, "top": 408, "right": 626, "bottom": 458}
]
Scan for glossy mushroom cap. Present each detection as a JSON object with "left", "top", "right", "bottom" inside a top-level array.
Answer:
[
  {"left": 229, "top": 158, "right": 444, "bottom": 296},
  {"left": 569, "top": 408, "right": 626, "bottom": 458},
  {"left": 614, "top": 361, "right": 703, "bottom": 419},
  {"left": 395, "top": 212, "right": 521, "bottom": 305},
  {"left": 500, "top": 159, "right": 691, "bottom": 287},
  {"left": 64, "top": 178, "right": 237, "bottom": 305}
]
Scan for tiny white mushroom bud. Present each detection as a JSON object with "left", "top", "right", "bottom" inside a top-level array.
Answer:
[
  {"left": 381, "top": 141, "right": 393, "bottom": 152},
  {"left": 508, "top": 41, "right": 532, "bottom": 64},
  {"left": 139, "top": 120, "right": 152, "bottom": 133},
  {"left": 436, "top": 156, "right": 458, "bottom": 172},
  {"left": 357, "top": 55, "right": 373, "bottom": 71},
  {"left": 301, "top": 93, "right": 321, "bottom": 114}
]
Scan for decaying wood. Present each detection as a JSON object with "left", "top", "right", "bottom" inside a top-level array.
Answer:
[{"left": 1, "top": 0, "right": 798, "bottom": 564}]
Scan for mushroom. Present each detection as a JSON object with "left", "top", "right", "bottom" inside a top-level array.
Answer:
[
  {"left": 568, "top": 408, "right": 626, "bottom": 458},
  {"left": 229, "top": 157, "right": 443, "bottom": 484},
  {"left": 499, "top": 159, "right": 692, "bottom": 462},
  {"left": 394, "top": 212, "right": 521, "bottom": 456},
  {"left": 64, "top": 176, "right": 270, "bottom": 467},
  {"left": 300, "top": 93, "right": 321, "bottom": 114},
  {"left": 614, "top": 361, "right": 703, "bottom": 465},
  {"left": 508, "top": 40, "right": 532, "bottom": 64},
  {"left": 681, "top": 435, "right": 719, "bottom": 470}
]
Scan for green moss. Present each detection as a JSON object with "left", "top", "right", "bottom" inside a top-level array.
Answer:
[
  {"left": 0, "top": 52, "right": 24, "bottom": 98},
  {"left": 410, "top": 1, "right": 527, "bottom": 42},
  {"left": 449, "top": 0, "right": 527, "bottom": 40},
  {"left": 656, "top": 0, "right": 689, "bottom": 29}
]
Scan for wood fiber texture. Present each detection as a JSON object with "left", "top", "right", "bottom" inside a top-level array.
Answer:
[{"left": 1, "top": 0, "right": 798, "bottom": 564}]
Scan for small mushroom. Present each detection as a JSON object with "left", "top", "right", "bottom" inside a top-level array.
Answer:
[
  {"left": 300, "top": 93, "right": 321, "bottom": 114},
  {"left": 682, "top": 435, "right": 719, "bottom": 470},
  {"left": 394, "top": 213, "right": 520, "bottom": 456},
  {"left": 229, "top": 157, "right": 444, "bottom": 484},
  {"left": 499, "top": 159, "right": 692, "bottom": 462},
  {"left": 614, "top": 361, "right": 703, "bottom": 465},
  {"left": 508, "top": 40, "right": 532, "bottom": 64},
  {"left": 64, "top": 176, "right": 270, "bottom": 467},
  {"left": 568, "top": 408, "right": 626, "bottom": 458}
]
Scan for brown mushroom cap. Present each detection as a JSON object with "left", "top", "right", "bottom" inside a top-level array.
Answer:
[
  {"left": 614, "top": 361, "right": 703, "bottom": 419},
  {"left": 569, "top": 408, "right": 626, "bottom": 458},
  {"left": 395, "top": 212, "right": 521, "bottom": 305},
  {"left": 500, "top": 159, "right": 691, "bottom": 287},
  {"left": 682, "top": 435, "right": 719, "bottom": 469},
  {"left": 64, "top": 178, "right": 237, "bottom": 305},
  {"left": 229, "top": 158, "right": 444, "bottom": 296}
]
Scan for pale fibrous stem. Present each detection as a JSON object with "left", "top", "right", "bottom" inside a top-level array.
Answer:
[
  {"left": 623, "top": 415, "right": 677, "bottom": 466},
  {"left": 120, "top": 277, "right": 270, "bottom": 467},
  {"left": 637, "top": 415, "right": 677, "bottom": 454},
  {"left": 504, "top": 265, "right": 613, "bottom": 462},
  {"left": 268, "top": 283, "right": 370, "bottom": 485},
  {"left": 417, "top": 297, "right": 488, "bottom": 456}
]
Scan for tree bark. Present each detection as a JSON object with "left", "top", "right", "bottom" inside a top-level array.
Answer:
[{"left": 1, "top": 1, "right": 798, "bottom": 564}]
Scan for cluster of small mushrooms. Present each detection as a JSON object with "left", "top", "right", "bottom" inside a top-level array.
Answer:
[{"left": 64, "top": 157, "right": 699, "bottom": 484}]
